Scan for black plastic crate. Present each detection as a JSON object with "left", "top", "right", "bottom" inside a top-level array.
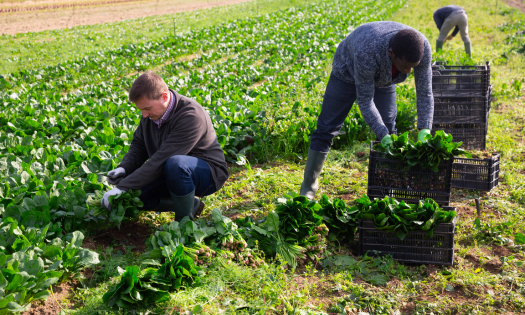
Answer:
[
  {"left": 367, "top": 142, "right": 453, "bottom": 206},
  {"left": 432, "top": 62, "right": 490, "bottom": 98},
  {"left": 433, "top": 95, "right": 490, "bottom": 124},
  {"left": 452, "top": 153, "right": 500, "bottom": 191},
  {"left": 432, "top": 123, "right": 487, "bottom": 150},
  {"left": 359, "top": 211, "right": 456, "bottom": 266}
]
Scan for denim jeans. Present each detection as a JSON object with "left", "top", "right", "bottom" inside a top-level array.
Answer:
[
  {"left": 139, "top": 155, "right": 217, "bottom": 210},
  {"left": 310, "top": 74, "right": 397, "bottom": 153}
]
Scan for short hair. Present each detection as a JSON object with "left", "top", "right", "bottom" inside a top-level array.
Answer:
[
  {"left": 391, "top": 29, "right": 425, "bottom": 63},
  {"left": 129, "top": 71, "right": 169, "bottom": 103}
]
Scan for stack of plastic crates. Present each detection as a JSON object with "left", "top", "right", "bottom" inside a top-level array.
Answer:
[
  {"left": 431, "top": 62, "right": 492, "bottom": 150},
  {"left": 431, "top": 62, "right": 500, "bottom": 191}
]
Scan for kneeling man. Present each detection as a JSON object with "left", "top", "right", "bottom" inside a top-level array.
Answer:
[{"left": 101, "top": 71, "right": 229, "bottom": 220}]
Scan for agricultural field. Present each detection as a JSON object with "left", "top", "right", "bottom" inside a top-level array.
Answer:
[{"left": 1, "top": 0, "right": 525, "bottom": 314}]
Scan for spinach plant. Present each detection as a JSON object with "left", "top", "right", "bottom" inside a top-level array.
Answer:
[
  {"left": 359, "top": 196, "right": 456, "bottom": 240},
  {"left": 319, "top": 195, "right": 360, "bottom": 242},
  {"left": 88, "top": 189, "right": 143, "bottom": 229},
  {"left": 377, "top": 129, "right": 472, "bottom": 172}
]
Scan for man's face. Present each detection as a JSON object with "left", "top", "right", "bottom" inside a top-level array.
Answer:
[
  {"left": 134, "top": 92, "right": 169, "bottom": 120},
  {"left": 388, "top": 49, "right": 420, "bottom": 74}
]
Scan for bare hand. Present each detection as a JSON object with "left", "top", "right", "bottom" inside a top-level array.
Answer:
[{"left": 446, "top": 35, "right": 454, "bottom": 41}]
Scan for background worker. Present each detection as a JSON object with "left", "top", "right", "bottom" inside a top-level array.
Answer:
[
  {"left": 300, "top": 21, "right": 433, "bottom": 200},
  {"left": 433, "top": 5, "right": 471, "bottom": 57},
  {"left": 101, "top": 71, "right": 229, "bottom": 220}
]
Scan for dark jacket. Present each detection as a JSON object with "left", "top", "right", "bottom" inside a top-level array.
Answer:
[
  {"left": 331, "top": 22, "right": 433, "bottom": 139},
  {"left": 433, "top": 5, "right": 466, "bottom": 37},
  {"left": 117, "top": 89, "right": 229, "bottom": 191}
]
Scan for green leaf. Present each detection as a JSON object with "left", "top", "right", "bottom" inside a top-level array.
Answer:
[{"left": 515, "top": 233, "right": 525, "bottom": 245}]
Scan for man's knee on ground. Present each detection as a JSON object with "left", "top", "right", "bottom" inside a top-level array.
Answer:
[{"left": 164, "top": 155, "right": 191, "bottom": 177}]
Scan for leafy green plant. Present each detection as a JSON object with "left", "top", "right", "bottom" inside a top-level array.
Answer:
[
  {"left": 88, "top": 189, "right": 143, "bottom": 229},
  {"left": 473, "top": 218, "right": 514, "bottom": 245},
  {"left": 153, "top": 244, "right": 204, "bottom": 291},
  {"left": 42, "top": 231, "right": 100, "bottom": 281},
  {"left": 102, "top": 265, "right": 170, "bottom": 309},
  {"left": 377, "top": 129, "right": 472, "bottom": 172},
  {"left": 359, "top": 196, "right": 456, "bottom": 240},
  {"left": 319, "top": 195, "right": 360, "bottom": 242},
  {"left": 0, "top": 251, "right": 63, "bottom": 314},
  {"left": 104, "top": 245, "right": 203, "bottom": 309},
  {"left": 275, "top": 192, "right": 323, "bottom": 242}
]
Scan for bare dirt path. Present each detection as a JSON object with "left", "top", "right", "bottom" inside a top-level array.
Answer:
[
  {"left": 504, "top": 0, "right": 525, "bottom": 12},
  {"left": 0, "top": 0, "right": 253, "bottom": 35}
]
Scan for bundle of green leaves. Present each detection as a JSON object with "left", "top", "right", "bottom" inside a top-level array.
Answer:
[
  {"left": 275, "top": 192, "right": 323, "bottom": 243},
  {"left": 319, "top": 195, "right": 360, "bottom": 242},
  {"left": 296, "top": 224, "right": 329, "bottom": 265},
  {"left": 102, "top": 266, "right": 170, "bottom": 309},
  {"left": 241, "top": 211, "right": 304, "bottom": 268},
  {"left": 104, "top": 245, "right": 203, "bottom": 309},
  {"left": 359, "top": 196, "right": 456, "bottom": 240},
  {"left": 376, "top": 129, "right": 472, "bottom": 172},
  {"left": 88, "top": 189, "right": 143, "bottom": 229}
]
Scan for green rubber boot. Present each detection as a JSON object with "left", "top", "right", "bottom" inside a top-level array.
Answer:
[
  {"left": 464, "top": 42, "right": 472, "bottom": 58},
  {"left": 169, "top": 189, "right": 205, "bottom": 222},
  {"left": 436, "top": 40, "right": 444, "bottom": 52},
  {"left": 300, "top": 149, "right": 328, "bottom": 200}
]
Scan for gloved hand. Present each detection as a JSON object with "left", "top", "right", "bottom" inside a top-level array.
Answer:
[
  {"left": 101, "top": 187, "right": 123, "bottom": 210},
  {"left": 107, "top": 167, "right": 126, "bottom": 185}
]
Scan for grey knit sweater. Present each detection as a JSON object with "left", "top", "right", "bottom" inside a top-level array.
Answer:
[{"left": 331, "top": 21, "right": 433, "bottom": 139}]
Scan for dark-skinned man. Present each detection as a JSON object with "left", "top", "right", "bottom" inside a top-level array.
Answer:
[
  {"left": 433, "top": 5, "right": 471, "bottom": 57},
  {"left": 300, "top": 21, "right": 433, "bottom": 200},
  {"left": 101, "top": 72, "right": 229, "bottom": 220}
]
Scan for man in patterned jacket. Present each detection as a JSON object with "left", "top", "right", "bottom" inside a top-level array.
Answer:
[{"left": 300, "top": 21, "right": 433, "bottom": 200}]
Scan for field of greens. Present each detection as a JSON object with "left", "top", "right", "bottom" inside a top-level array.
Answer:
[{"left": 1, "top": 0, "right": 525, "bottom": 313}]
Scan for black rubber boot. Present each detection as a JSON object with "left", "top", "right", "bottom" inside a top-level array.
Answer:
[
  {"left": 299, "top": 149, "right": 328, "bottom": 200},
  {"left": 169, "top": 189, "right": 205, "bottom": 222}
]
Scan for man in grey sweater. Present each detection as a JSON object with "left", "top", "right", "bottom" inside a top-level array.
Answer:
[
  {"left": 101, "top": 72, "right": 229, "bottom": 221},
  {"left": 433, "top": 5, "right": 471, "bottom": 57},
  {"left": 300, "top": 21, "right": 433, "bottom": 200}
]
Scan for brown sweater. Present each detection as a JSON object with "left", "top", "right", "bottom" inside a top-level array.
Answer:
[{"left": 117, "top": 90, "right": 229, "bottom": 191}]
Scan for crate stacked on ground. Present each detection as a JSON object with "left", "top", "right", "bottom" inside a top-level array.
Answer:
[
  {"left": 451, "top": 153, "right": 500, "bottom": 191},
  {"left": 431, "top": 62, "right": 492, "bottom": 150},
  {"left": 367, "top": 142, "right": 453, "bottom": 207},
  {"left": 359, "top": 210, "right": 457, "bottom": 266}
]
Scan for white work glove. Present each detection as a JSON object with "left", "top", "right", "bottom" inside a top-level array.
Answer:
[
  {"left": 101, "top": 187, "right": 123, "bottom": 210},
  {"left": 106, "top": 167, "right": 126, "bottom": 185}
]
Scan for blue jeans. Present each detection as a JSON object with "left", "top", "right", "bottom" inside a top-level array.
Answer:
[
  {"left": 310, "top": 74, "right": 397, "bottom": 152},
  {"left": 139, "top": 155, "right": 217, "bottom": 209}
]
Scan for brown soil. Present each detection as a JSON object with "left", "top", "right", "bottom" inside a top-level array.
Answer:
[
  {"left": 491, "top": 244, "right": 520, "bottom": 258},
  {"left": 356, "top": 151, "right": 366, "bottom": 158},
  {"left": 23, "top": 282, "right": 74, "bottom": 315},
  {"left": 84, "top": 220, "right": 155, "bottom": 253},
  {"left": 0, "top": 0, "right": 254, "bottom": 35},
  {"left": 400, "top": 301, "right": 415, "bottom": 314},
  {"left": 504, "top": 0, "right": 525, "bottom": 12}
]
